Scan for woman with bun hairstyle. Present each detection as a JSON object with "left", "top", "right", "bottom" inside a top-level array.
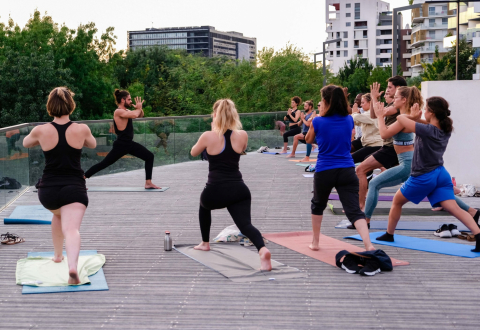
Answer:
[
  {"left": 23, "top": 87, "right": 97, "bottom": 284},
  {"left": 374, "top": 97, "right": 480, "bottom": 251},
  {"left": 278, "top": 96, "right": 302, "bottom": 154},
  {"left": 305, "top": 85, "right": 375, "bottom": 253},
  {"left": 191, "top": 99, "right": 272, "bottom": 271},
  {"left": 84, "top": 89, "right": 160, "bottom": 189}
]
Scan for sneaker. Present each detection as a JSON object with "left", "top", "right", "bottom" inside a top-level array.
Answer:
[
  {"left": 341, "top": 255, "right": 361, "bottom": 274},
  {"left": 434, "top": 224, "right": 452, "bottom": 238},
  {"left": 359, "top": 258, "right": 381, "bottom": 276},
  {"left": 474, "top": 209, "right": 480, "bottom": 228},
  {"left": 448, "top": 224, "right": 461, "bottom": 237}
]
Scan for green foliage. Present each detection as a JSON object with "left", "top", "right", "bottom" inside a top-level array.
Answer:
[
  {"left": 406, "top": 75, "right": 422, "bottom": 88},
  {"left": 330, "top": 58, "right": 373, "bottom": 102},
  {"left": 366, "top": 66, "right": 391, "bottom": 93}
]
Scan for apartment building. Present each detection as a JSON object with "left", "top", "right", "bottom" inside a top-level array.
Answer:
[
  {"left": 410, "top": 1, "right": 455, "bottom": 77},
  {"left": 400, "top": 26, "right": 413, "bottom": 77},
  {"left": 128, "top": 26, "right": 256, "bottom": 61},
  {"left": 447, "top": 2, "right": 480, "bottom": 48},
  {"left": 325, "top": 0, "right": 391, "bottom": 74}
]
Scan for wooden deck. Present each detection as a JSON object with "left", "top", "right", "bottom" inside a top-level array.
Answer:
[{"left": 1, "top": 149, "right": 480, "bottom": 329}]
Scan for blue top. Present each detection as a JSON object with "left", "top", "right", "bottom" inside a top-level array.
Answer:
[
  {"left": 393, "top": 131, "right": 414, "bottom": 142},
  {"left": 302, "top": 111, "right": 313, "bottom": 133},
  {"left": 312, "top": 114, "right": 355, "bottom": 172}
]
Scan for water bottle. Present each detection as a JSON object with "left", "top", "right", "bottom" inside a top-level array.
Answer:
[
  {"left": 164, "top": 231, "right": 172, "bottom": 251},
  {"left": 452, "top": 177, "right": 457, "bottom": 187}
]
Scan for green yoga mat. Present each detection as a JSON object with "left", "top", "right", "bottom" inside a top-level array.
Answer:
[
  {"left": 87, "top": 186, "right": 169, "bottom": 192},
  {"left": 330, "top": 207, "right": 451, "bottom": 216}
]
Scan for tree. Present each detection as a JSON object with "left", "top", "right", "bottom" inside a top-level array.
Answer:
[{"left": 331, "top": 58, "right": 373, "bottom": 102}]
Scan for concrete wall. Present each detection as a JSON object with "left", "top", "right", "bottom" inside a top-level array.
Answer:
[{"left": 421, "top": 80, "right": 480, "bottom": 186}]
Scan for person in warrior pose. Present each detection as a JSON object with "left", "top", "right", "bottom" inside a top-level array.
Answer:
[
  {"left": 374, "top": 97, "right": 480, "bottom": 251},
  {"left": 278, "top": 96, "right": 302, "bottom": 154},
  {"left": 286, "top": 100, "right": 316, "bottom": 160},
  {"left": 84, "top": 89, "right": 160, "bottom": 189},
  {"left": 23, "top": 87, "right": 97, "bottom": 284},
  {"left": 190, "top": 99, "right": 272, "bottom": 271},
  {"left": 305, "top": 85, "right": 375, "bottom": 252}
]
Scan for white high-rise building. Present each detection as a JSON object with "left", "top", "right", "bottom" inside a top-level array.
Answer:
[{"left": 325, "top": 0, "right": 390, "bottom": 74}]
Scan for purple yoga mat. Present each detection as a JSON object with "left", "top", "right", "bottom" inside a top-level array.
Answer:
[{"left": 328, "top": 193, "right": 428, "bottom": 202}]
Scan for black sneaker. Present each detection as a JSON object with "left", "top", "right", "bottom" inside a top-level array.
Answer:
[
  {"left": 448, "top": 224, "right": 461, "bottom": 237},
  {"left": 341, "top": 255, "right": 361, "bottom": 274},
  {"left": 474, "top": 209, "right": 480, "bottom": 229},
  {"left": 359, "top": 258, "right": 381, "bottom": 276},
  {"left": 434, "top": 224, "right": 452, "bottom": 238}
]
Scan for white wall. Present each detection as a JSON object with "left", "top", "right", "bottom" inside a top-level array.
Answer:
[{"left": 421, "top": 80, "right": 480, "bottom": 186}]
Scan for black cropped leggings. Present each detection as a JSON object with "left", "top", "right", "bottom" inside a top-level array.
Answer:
[
  {"left": 283, "top": 126, "right": 301, "bottom": 143},
  {"left": 85, "top": 141, "right": 154, "bottom": 180},
  {"left": 199, "top": 182, "right": 265, "bottom": 251}
]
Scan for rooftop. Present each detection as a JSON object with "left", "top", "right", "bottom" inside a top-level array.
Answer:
[{"left": 1, "top": 147, "right": 480, "bottom": 329}]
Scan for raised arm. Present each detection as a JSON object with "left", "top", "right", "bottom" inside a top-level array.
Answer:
[
  {"left": 374, "top": 102, "right": 410, "bottom": 139},
  {"left": 23, "top": 126, "right": 41, "bottom": 148}
]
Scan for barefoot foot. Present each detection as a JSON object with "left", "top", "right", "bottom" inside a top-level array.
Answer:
[
  {"left": 286, "top": 154, "right": 296, "bottom": 158},
  {"left": 365, "top": 244, "right": 376, "bottom": 251},
  {"left": 259, "top": 247, "right": 272, "bottom": 271},
  {"left": 308, "top": 242, "right": 320, "bottom": 251},
  {"left": 68, "top": 270, "right": 81, "bottom": 285},
  {"left": 145, "top": 180, "right": 161, "bottom": 189},
  {"left": 300, "top": 157, "right": 310, "bottom": 162},
  {"left": 52, "top": 255, "right": 64, "bottom": 263},
  {"left": 193, "top": 242, "right": 210, "bottom": 251}
]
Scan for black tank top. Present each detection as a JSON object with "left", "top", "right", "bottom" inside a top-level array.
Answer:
[
  {"left": 206, "top": 130, "right": 243, "bottom": 185},
  {"left": 38, "top": 122, "right": 85, "bottom": 187},
  {"left": 288, "top": 110, "right": 299, "bottom": 128},
  {"left": 114, "top": 117, "right": 134, "bottom": 142}
]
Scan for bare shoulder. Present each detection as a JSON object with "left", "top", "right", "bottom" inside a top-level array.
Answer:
[
  {"left": 71, "top": 123, "right": 92, "bottom": 134},
  {"left": 114, "top": 108, "right": 128, "bottom": 117}
]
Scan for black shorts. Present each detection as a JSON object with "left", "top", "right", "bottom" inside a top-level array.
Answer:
[
  {"left": 351, "top": 137, "right": 363, "bottom": 152},
  {"left": 351, "top": 146, "right": 381, "bottom": 164},
  {"left": 371, "top": 145, "right": 399, "bottom": 169},
  {"left": 299, "top": 132, "right": 307, "bottom": 144},
  {"left": 311, "top": 167, "right": 365, "bottom": 223},
  {"left": 38, "top": 185, "right": 89, "bottom": 210}
]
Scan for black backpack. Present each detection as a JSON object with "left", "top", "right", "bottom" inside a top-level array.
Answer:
[{"left": 0, "top": 177, "right": 22, "bottom": 189}]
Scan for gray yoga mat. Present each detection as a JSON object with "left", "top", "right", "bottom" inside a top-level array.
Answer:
[
  {"left": 330, "top": 207, "right": 451, "bottom": 216},
  {"left": 335, "top": 219, "right": 470, "bottom": 232},
  {"left": 87, "top": 186, "right": 169, "bottom": 192},
  {"left": 174, "top": 243, "right": 306, "bottom": 283},
  {"left": 4, "top": 205, "right": 52, "bottom": 225}
]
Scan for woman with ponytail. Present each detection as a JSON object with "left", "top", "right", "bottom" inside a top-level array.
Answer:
[
  {"left": 375, "top": 96, "right": 480, "bottom": 252},
  {"left": 305, "top": 86, "right": 376, "bottom": 260},
  {"left": 190, "top": 99, "right": 272, "bottom": 271}
]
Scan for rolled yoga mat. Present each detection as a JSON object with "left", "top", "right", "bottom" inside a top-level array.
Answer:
[
  {"left": 174, "top": 243, "right": 307, "bottom": 282},
  {"left": 86, "top": 186, "right": 169, "bottom": 192},
  {"left": 4, "top": 205, "right": 52, "bottom": 225},
  {"left": 330, "top": 207, "right": 451, "bottom": 216},
  {"left": 346, "top": 232, "right": 480, "bottom": 258},
  {"left": 335, "top": 219, "right": 470, "bottom": 232},
  {"left": 329, "top": 193, "right": 428, "bottom": 202},
  {"left": 20, "top": 250, "right": 108, "bottom": 294},
  {"left": 263, "top": 231, "right": 409, "bottom": 267}
]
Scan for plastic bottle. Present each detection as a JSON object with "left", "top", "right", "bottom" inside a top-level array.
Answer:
[
  {"left": 452, "top": 177, "right": 457, "bottom": 187},
  {"left": 164, "top": 231, "right": 172, "bottom": 251}
]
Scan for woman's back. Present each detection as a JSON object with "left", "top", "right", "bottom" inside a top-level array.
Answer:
[{"left": 312, "top": 114, "right": 355, "bottom": 171}]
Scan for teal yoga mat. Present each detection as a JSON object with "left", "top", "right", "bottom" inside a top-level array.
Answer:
[
  {"left": 345, "top": 232, "right": 480, "bottom": 258},
  {"left": 4, "top": 205, "right": 52, "bottom": 225},
  {"left": 87, "top": 186, "right": 169, "bottom": 192},
  {"left": 22, "top": 250, "right": 108, "bottom": 294},
  {"left": 335, "top": 219, "right": 470, "bottom": 232}
]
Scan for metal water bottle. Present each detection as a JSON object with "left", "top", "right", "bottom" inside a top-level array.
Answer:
[{"left": 164, "top": 231, "right": 172, "bottom": 251}]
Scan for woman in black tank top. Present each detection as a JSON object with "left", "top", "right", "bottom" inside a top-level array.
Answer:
[
  {"left": 279, "top": 96, "right": 302, "bottom": 154},
  {"left": 190, "top": 99, "right": 272, "bottom": 271},
  {"left": 23, "top": 87, "right": 97, "bottom": 285}
]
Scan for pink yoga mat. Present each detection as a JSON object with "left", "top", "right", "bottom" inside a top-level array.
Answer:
[
  {"left": 328, "top": 193, "right": 428, "bottom": 202},
  {"left": 263, "top": 231, "right": 409, "bottom": 267}
]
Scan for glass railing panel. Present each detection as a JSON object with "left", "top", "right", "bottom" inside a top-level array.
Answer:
[
  {"left": 172, "top": 117, "right": 204, "bottom": 163},
  {"left": 251, "top": 113, "right": 283, "bottom": 151},
  {"left": 145, "top": 119, "right": 176, "bottom": 167}
]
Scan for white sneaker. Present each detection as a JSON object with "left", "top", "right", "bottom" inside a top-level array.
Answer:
[
  {"left": 448, "top": 224, "right": 461, "bottom": 237},
  {"left": 434, "top": 224, "right": 452, "bottom": 238}
]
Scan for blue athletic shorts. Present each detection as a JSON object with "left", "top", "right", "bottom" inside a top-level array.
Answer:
[{"left": 400, "top": 166, "right": 455, "bottom": 207}]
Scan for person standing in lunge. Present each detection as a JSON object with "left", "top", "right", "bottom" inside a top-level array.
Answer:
[
  {"left": 190, "top": 99, "right": 272, "bottom": 271},
  {"left": 84, "top": 89, "right": 160, "bottom": 189},
  {"left": 23, "top": 87, "right": 97, "bottom": 284}
]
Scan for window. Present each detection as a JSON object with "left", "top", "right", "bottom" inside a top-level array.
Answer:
[
  {"left": 344, "top": 50, "right": 348, "bottom": 57},
  {"left": 343, "top": 32, "right": 348, "bottom": 38},
  {"left": 355, "top": 3, "right": 360, "bottom": 19},
  {"left": 346, "top": 3, "right": 351, "bottom": 8},
  {"left": 346, "top": 22, "right": 351, "bottom": 27},
  {"left": 330, "top": 51, "right": 333, "bottom": 56},
  {"left": 442, "top": 18, "right": 448, "bottom": 25},
  {"left": 344, "top": 41, "right": 348, "bottom": 47},
  {"left": 381, "top": 29, "right": 392, "bottom": 35},
  {"left": 380, "top": 58, "right": 389, "bottom": 63},
  {"left": 428, "top": 7, "right": 435, "bottom": 15},
  {"left": 363, "top": 30, "right": 367, "bottom": 38},
  {"left": 336, "top": 41, "right": 341, "bottom": 48},
  {"left": 354, "top": 40, "right": 359, "bottom": 48},
  {"left": 336, "top": 51, "right": 341, "bottom": 57},
  {"left": 380, "top": 49, "right": 392, "bottom": 53},
  {"left": 429, "top": 19, "right": 435, "bottom": 27},
  {"left": 336, "top": 32, "right": 340, "bottom": 38},
  {"left": 429, "top": 30, "right": 435, "bottom": 39},
  {"left": 346, "top": 13, "right": 351, "bottom": 17},
  {"left": 442, "top": 5, "right": 447, "bottom": 11}
]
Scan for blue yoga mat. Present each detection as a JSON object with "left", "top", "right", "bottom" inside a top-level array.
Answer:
[
  {"left": 4, "top": 205, "right": 52, "bottom": 225},
  {"left": 336, "top": 220, "right": 470, "bottom": 232},
  {"left": 345, "top": 232, "right": 480, "bottom": 258},
  {"left": 22, "top": 250, "right": 108, "bottom": 294}
]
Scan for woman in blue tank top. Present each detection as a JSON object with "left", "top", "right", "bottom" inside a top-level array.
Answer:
[
  {"left": 374, "top": 97, "right": 480, "bottom": 252},
  {"left": 305, "top": 85, "right": 375, "bottom": 253}
]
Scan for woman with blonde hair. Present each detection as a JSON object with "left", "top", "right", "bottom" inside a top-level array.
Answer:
[
  {"left": 23, "top": 87, "right": 97, "bottom": 284},
  {"left": 191, "top": 99, "right": 272, "bottom": 271}
]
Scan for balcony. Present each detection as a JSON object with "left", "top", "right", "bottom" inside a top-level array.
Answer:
[
  {"left": 403, "top": 71, "right": 412, "bottom": 77},
  {"left": 411, "top": 23, "right": 448, "bottom": 34},
  {"left": 402, "top": 52, "right": 412, "bottom": 59},
  {"left": 354, "top": 24, "right": 368, "bottom": 29},
  {"left": 402, "top": 34, "right": 412, "bottom": 41}
]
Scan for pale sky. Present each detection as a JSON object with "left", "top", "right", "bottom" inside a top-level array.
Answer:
[{"left": 1, "top": 0, "right": 411, "bottom": 60}]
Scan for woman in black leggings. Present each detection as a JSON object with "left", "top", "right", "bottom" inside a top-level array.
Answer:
[
  {"left": 191, "top": 98, "right": 272, "bottom": 271},
  {"left": 84, "top": 89, "right": 160, "bottom": 189},
  {"left": 278, "top": 96, "right": 302, "bottom": 154}
]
